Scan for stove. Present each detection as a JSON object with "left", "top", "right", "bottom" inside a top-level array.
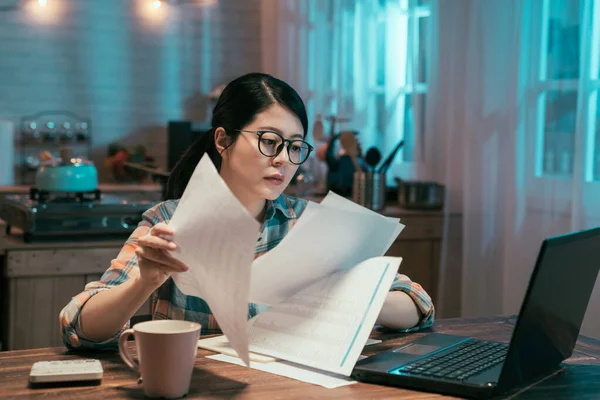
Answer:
[{"left": 0, "top": 188, "right": 161, "bottom": 242}]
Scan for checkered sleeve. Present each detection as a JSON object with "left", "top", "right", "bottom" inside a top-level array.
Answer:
[
  {"left": 58, "top": 204, "right": 164, "bottom": 351},
  {"left": 389, "top": 273, "right": 435, "bottom": 331}
]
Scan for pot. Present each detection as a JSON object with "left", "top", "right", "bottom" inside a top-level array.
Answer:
[
  {"left": 395, "top": 178, "right": 445, "bottom": 210},
  {"left": 35, "top": 147, "right": 98, "bottom": 192}
]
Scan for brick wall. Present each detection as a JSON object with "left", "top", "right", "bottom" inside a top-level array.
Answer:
[{"left": 0, "top": 0, "right": 262, "bottom": 182}]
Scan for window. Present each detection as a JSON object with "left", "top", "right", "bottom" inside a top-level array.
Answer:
[
  {"left": 534, "top": 0, "right": 580, "bottom": 179},
  {"left": 589, "top": 0, "right": 600, "bottom": 182},
  {"left": 305, "top": 0, "right": 431, "bottom": 166},
  {"left": 264, "top": 0, "right": 432, "bottom": 178},
  {"left": 525, "top": 0, "right": 600, "bottom": 213},
  {"left": 379, "top": 0, "right": 430, "bottom": 168}
]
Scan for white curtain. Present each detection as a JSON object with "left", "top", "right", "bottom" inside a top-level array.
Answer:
[
  {"left": 428, "top": 0, "right": 600, "bottom": 339},
  {"left": 262, "top": 0, "right": 600, "bottom": 339},
  {"left": 260, "top": 0, "right": 399, "bottom": 151}
]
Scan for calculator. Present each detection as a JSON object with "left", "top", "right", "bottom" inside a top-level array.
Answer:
[{"left": 29, "top": 359, "right": 103, "bottom": 383}]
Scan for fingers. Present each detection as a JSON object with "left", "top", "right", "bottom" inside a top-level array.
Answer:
[
  {"left": 150, "top": 223, "right": 174, "bottom": 238},
  {"left": 137, "top": 258, "right": 171, "bottom": 277},
  {"left": 138, "top": 223, "right": 186, "bottom": 274},
  {"left": 135, "top": 247, "right": 188, "bottom": 273},
  {"left": 139, "top": 234, "right": 177, "bottom": 251}
]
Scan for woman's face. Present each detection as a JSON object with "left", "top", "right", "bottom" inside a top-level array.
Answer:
[{"left": 218, "top": 104, "right": 304, "bottom": 203}]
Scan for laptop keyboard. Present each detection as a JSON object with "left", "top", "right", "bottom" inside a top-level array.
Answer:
[{"left": 395, "top": 339, "right": 509, "bottom": 381}]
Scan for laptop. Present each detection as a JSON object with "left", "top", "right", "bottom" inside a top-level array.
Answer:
[{"left": 352, "top": 227, "right": 600, "bottom": 399}]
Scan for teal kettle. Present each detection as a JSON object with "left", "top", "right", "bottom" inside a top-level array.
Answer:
[{"left": 36, "top": 147, "right": 98, "bottom": 193}]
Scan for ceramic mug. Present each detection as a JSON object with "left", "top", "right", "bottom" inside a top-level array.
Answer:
[{"left": 119, "top": 320, "right": 201, "bottom": 399}]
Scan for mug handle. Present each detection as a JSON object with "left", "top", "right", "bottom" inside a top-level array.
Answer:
[{"left": 119, "top": 329, "right": 139, "bottom": 373}]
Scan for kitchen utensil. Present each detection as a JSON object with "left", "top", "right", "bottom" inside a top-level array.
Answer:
[
  {"left": 365, "top": 147, "right": 382, "bottom": 172},
  {"left": 377, "top": 139, "right": 405, "bottom": 173},
  {"left": 35, "top": 146, "right": 98, "bottom": 192},
  {"left": 312, "top": 114, "right": 325, "bottom": 142},
  {"left": 395, "top": 178, "right": 445, "bottom": 210},
  {"left": 324, "top": 134, "right": 354, "bottom": 196},
  {"left": 353, "top": 172, "right": 386, "bottom": 211},
  {"left": 339, "top": 131, "right": 363, "bottom": 172},
  {"left": 39, "top": 150, "right": 55, "bottom": 163},
  {"left": 324, "top": 115, "right": 351, "bottom": 139}
]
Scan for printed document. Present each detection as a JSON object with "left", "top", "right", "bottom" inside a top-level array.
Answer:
[
  {"left": 169, "top": 155, "right": 406, "bottom": 374},
  {"left": 169, "top": 155, "right": 259, "bottom": 365}
]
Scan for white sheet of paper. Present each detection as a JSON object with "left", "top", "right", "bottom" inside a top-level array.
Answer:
[
  {"left": 284, "top": 199, "right": 321, "bottom": 233},
  {"left": 320, "top": 191, "right": 396, "bottom": 220},
  {"left": 207, "top": 354, "right": 357, "bottom": 389},
  {"left": 247, "top": 257, "right": 401, "bottom": 376},
  {"left": 199, "top": 335, "right": 381, "bottom": 362},
  {"left": 249, "top": 194, "right": 403, "bottom": 306},
  {"left": 280, "top": 193, "right": 404, "bottom": 288},
  {"left": 197, "top": 335, "right": 278, "bottom": 363},
  {"left": 320, "top": 191, "right": 403, "bottom": 252},
  {"left": 168, "top": 155, "right": 260, "bottom": 366}
]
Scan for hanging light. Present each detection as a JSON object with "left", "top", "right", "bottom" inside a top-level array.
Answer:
[
  {"left": 38, "top": 0, "right": 47, "bottom": 6},
  {"left": 153, "top": 0, "right": 161, "bottom": 8}
]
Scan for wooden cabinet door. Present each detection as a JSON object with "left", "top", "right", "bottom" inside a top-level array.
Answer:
[
  {"left": 385, "top": 240, "right": 435, "bottom": 303},
  {"left": 6, "top": 248, "right": 116, "bottom": 350},
  {"left": 9, "top": 276, "right": 85, "bottom": 350},
  {"left": 4, "top": 247, "right": 155, "bottom": 350}
]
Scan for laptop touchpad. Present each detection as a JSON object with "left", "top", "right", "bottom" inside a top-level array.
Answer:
[{"left": 393, "top": 343, "right": 441, "bottom": 355}]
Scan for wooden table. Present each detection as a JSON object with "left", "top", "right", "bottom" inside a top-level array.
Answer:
[{"left": 1, "top": 316, "right": 599, "bottom": 399}]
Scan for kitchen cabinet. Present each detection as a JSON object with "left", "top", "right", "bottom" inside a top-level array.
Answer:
[
  {"left": 0, "top": 242, "right": 152, "bottom": 351},
  {"left": 381, "top": 206, "right": 463, "bottom": 318},
  {"left": 0, "top": 184, "right": 161, "bottom": 351}
]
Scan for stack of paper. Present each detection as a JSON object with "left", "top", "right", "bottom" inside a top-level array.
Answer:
[
  {"left": 206, "top": 354, "right": 357, "bottom": 389},
  {"left": 168, "top": 154, "right": 404, "bottom": 375}
]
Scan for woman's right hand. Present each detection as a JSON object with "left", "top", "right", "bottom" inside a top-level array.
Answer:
[{"left": 135, "top": 222, "right": 189, "bottom": 289}]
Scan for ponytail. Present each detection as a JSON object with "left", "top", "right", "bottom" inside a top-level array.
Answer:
[{"left": 165, "top": 128, "right": 221, "bottom": 200}]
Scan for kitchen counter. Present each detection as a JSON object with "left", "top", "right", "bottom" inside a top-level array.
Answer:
[
  {"left": 0, "top": 183, "right": 162, "bottom": 194},
  {"left": 299, "top": 192, "right": 458, "bottom": 217},
  {"left": 0, "top": 223, "right": 125, "bottom": 254}
]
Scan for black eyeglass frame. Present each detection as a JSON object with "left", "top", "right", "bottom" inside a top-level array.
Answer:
[{"left": 236, "top": 129, "right": 314, "bottom": 165}]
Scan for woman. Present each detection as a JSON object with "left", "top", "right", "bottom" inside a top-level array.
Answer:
[{"left": 59, "top": 73, "right": 434, "bottom": 350}]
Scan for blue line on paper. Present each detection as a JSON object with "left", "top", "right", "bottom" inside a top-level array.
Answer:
[{"left": 340, "top": 262, "right": 390, "bottom": 367}]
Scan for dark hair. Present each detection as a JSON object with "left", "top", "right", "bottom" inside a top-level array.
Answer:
[{"left": 166, "top": 72, "right": 309, "bottom": 199}]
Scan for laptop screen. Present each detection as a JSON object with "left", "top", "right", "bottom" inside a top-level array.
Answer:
[{"left": 496, "top": 227, "right": 600, "bottom": 392}]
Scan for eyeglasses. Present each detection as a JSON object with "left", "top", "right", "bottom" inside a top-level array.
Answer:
[{"left": 236, "top": 130, "right": 313, "bottom": 165}]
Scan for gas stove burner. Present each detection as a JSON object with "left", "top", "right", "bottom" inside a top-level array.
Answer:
[
  {"left": 0, "top": 190, "right": 161, "bottom": 242},
  {"left": 29, "top": 187, "right": 102, "bottom": 203}
]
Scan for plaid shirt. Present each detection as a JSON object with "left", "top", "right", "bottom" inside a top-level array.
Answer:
[{"left": 59, "top": 194, "right": 435, "bottom": 350}]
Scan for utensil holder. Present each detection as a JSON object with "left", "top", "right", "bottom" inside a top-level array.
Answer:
[{"left": 353, "top": 172, "right": 386, "bottom": 211}]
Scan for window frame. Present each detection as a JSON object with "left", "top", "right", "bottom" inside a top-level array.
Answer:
[
  {"left": 524, "top": 0, "right": 600, "bottom": 216},
  {"left": 383, "top": 0, "right": 431, "bottom": 180}
]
